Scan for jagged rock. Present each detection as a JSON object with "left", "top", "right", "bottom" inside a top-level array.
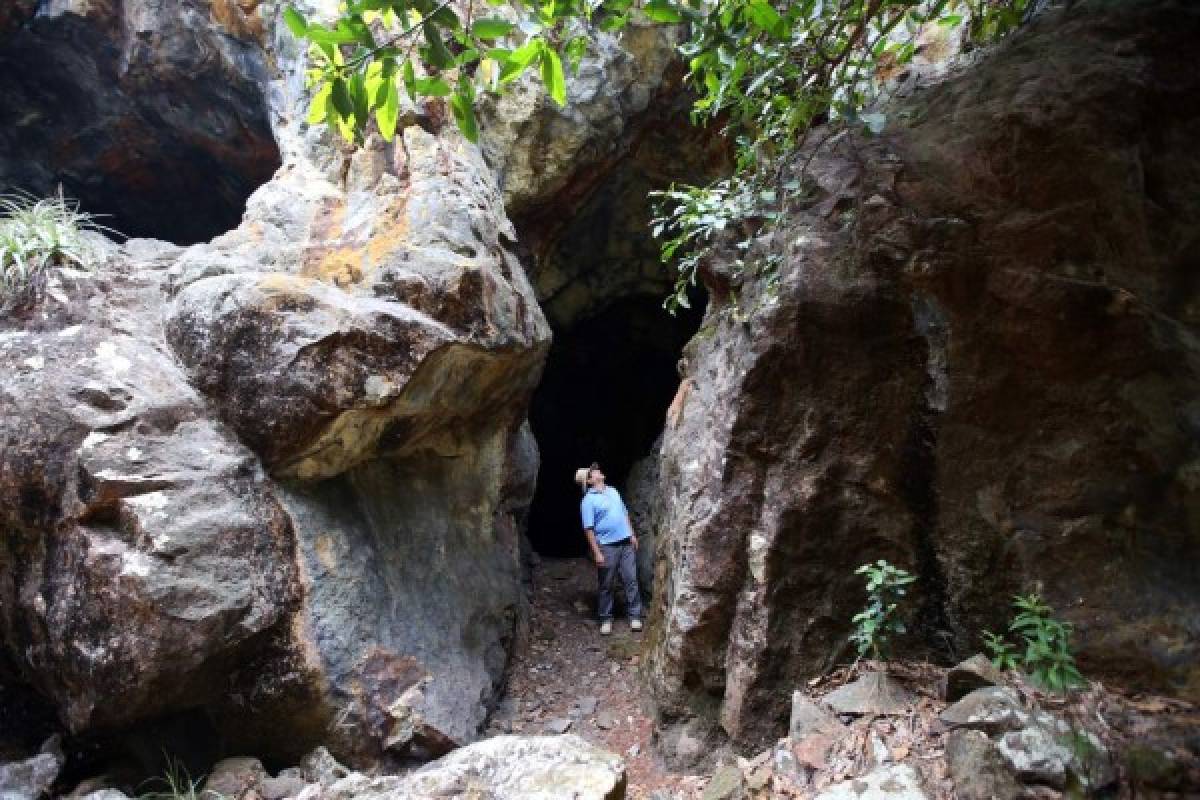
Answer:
[
  {"left": 261, "top": 771, "right": 308, "bottom": 800},
  {"left": 813, "top": 765, "right": 929, "bottom": 800},
  {"left": 0, "top": 737, "right": 62, "bottom": 800},
  {"left": 77, "top": 792, "right": 130, "bottom": 800},
  {"left": 203, "top": 757, "right": 269, "bottom": 798},
  {"left": 943, "top": 654, "right": 1006, "bottom": 702},
  {"left": 995, "top": 727, "right": 1071, "bottom": 789},
  {"left": 940, "top": 688, "right": 1030, "bottom": 735},
  {"left": 545, "top": 718, "right": 574, "bottom": 735},
  {"left": 789, "top": 692, "right": 845, "bottom": 739},
  {"left": 646, "top": 0, "right": 1200, "bottom": 750},
  {"left": 625, "top": 437, "right": 664, "bottom": 600},
  {"left": 701, "top": 765, "right": 744, "bottom": 800},
  {"left": 322, "top": 735, "right": 626, "bottom": 800},
  {"left": 945, "top": 729, "right": 1024, "bottom": 800},
  {"left": 384, "top": 681, "right": 459, "bottom": 759},
  {"left": 822, "top": 672, "right": 916, "bottom": 716},
  {"left": 299, "top": 747, "right": 350, "bottom": 788}
]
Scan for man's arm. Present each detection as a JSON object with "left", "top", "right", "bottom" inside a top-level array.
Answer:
[
  {"left": 582, "top": 496, "right": 605, "bottom": 566},
  {"left": 584, "top": 528, "right": 605, "bottom": 566}
]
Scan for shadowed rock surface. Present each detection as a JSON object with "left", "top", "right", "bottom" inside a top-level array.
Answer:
[
  {"left": 0, "top": 0, "right": 280, "bottom": 244},
  {"left": 648, "top": 0, "right": 1200, "bottom": 752}
]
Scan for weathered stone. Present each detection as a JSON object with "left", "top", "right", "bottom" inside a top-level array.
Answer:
[
  {"left": 996, "top": 727, "right": 1070, "bottom": 789},
  {"left": 261, "top": 772, "right": 308, "bottom": 800},
  {"left": 545, "top": 718, "right": 574, "bottom": 735},
  {"left": 822, "top": 672, "right": 916, "bottom": 716},
  {"left": 940, "top": 688, "right": 1030, "bottom": 736},
  {"left": 323, "top": 735, "right": 626, "bottom": 800},
  {"left": 203, "top": 757, "right": 269, "bottom": 798},
  {"left": 945, "top": 729, "right": 1023, "bottom": 800},
  {"left": 0, "top": 737, "right": 62, "bottom": 800},
  {"left": 646, "top": 0, "right": 1200, "bottom": 751},
  {"left": 701, "top": 765, "right": 744, "bottom": 800},
  {"left": 943, "top": 654, "right": 1006, "bottom": 702},
  {"left": 299, "top": 747, "right": 350, "bottom": 788},
  {"left": 789, "top": 692, "right": 845, "bottom": 740},
  {"left": 813, "top": 765, "right": 929, "bottom": 800}
]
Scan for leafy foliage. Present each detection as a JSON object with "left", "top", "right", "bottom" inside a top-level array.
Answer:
[
  {"left": 0, "top": 192, "right": 107, "bottom": 314},
  {"left": 649, "top": 0, "right": 1030, "bottom": 312},
  {"left": 291, "top": 0, "right": 1031, "bottom": 308},
  {"left": 985, "top": 593, "right": 1085, "bottom": 693},
  {"left": 287, "top": 0, "right": 616, "bottom": 143},
  {"left": 850, "top": 559, "right": 916, "bottom": 662}
]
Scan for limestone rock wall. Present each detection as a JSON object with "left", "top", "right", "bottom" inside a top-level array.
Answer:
[
  {"left": 0, "top": 0, "right": 678, "bottom": 769},
  {"left": 648, "top": 0, "right": 1200, "bottom": 753}
]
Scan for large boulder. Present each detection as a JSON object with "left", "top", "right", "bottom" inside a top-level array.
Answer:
[{"left": 648, "top": 0, "right": 1200, "bottom": 751}]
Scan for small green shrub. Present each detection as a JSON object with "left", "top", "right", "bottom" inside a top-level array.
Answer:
[
  {"left": 985, "top": 593, "right": 1085, "bottom": 693},
  {"left": 0, "top": 191, "right": 107, "bottom": 312},
  {"left": 850, "top": 559, "right": 917, "bottom": 661}
]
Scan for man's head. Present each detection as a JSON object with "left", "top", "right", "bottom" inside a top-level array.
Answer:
[{"left": 587, "top": 462, "right": 605, "bottom": 489}]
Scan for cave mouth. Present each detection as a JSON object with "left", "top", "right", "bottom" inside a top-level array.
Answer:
[
  {"left": 527, "top": 295, "right": 704, "bottom": 558},
  {"left": 0, "top": 8, "right": 281, "bottom": 245}
]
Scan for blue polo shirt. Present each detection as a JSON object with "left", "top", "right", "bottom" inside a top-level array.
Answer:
[{"left": 581, "top": 486, "right": 631, "bottom": 545}]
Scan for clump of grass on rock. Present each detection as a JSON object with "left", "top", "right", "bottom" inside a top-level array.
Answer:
[{"left": 0, "top": 191, "right": 108, "bottom": 313}]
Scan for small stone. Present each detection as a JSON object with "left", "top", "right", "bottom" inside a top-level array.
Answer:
[
  {"left": 702, "top": 764, "right": 744, "bottom": 800},
  {"left": 939, "top": 687, "right": 1029, "bottom": 735},
  {"left": 577, "top": 696, "right": 598, "bottom": 715},
  {"left": 299, "top": 747, "right": 349, "bottom": 787},
  {"left": 868, "top": 731, "right": 890, "bottom": 766},
  {"left": 822, "top": 671, "right": 916, "bottom": 715},
  {"left": 814, "top": 764, "right": 929, "bottom": 800},
  {"left": 203, "top": 756, "right": 268, "bottom": 797},
  {"left": 996, "top": 727, "right": 1070, "bottom": 789},
  {"left": 596, "top": 711, "right": 619, "bottom": 730},
  {"left": 627, "top": 744, "right": 641, "bottom": 758},
  {"left": 945, "top": 729, "right": 1023, "bottom": 800},
  {"left": 789, "top": 691, "right": 845, "bottom": 740},
  {"left": 792, "top": 733, "right": 838, "bottom": 771},
  {"left": 261, "top": 772, "right": 308, "bottom": 800},
  {"left": 0, "top": 738, "right": 63, "bottom": 800},
  {"left": 545, "top": 717, "right": 573, "bottom": 734},
  {"left": 942, "top": 654, "right": 1006, "bottom": 702}
]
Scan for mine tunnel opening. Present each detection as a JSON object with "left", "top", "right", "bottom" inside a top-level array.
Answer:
[
  {"left": 0, "top": 7, "right": 281, "bottom": 245},
  {"left": 527, "top": 295, "right": 704, "bottom": 558}
]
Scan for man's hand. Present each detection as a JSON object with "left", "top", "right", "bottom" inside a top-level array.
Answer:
[
  {"left": 594, "top": 550, "right": 606, "bottom": 567},
  {"left": 631, "top": 534, "right": 639, "bottom": 552}
]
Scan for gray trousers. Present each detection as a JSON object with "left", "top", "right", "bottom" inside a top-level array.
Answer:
[{"left": 597, "top": 540, "right": 644, "bottom": 620}]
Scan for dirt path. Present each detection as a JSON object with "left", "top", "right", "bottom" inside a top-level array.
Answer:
[{"left": 488, "top": 557, "right": 702, "bottom": 799}]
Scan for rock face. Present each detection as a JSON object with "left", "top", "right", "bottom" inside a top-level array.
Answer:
[
  {"left": 648, "top": 0, "right": 1200, "bottom": 752},
  {"left": 0, "top": 0, "right": 279, "bottom": 243}
]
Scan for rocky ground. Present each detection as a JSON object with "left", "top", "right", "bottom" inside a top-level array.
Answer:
[
  {"left": 488, "top": 556, "right": 706, "bottom": 799},
  {"left": 490, "top": 557, "right": 1200, "bottom": 800}
]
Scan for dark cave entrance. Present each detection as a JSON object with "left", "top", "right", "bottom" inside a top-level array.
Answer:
[
  {"left": 527, "top": 296, "right": 704, "bottom": 557},
  {"left": 0, "top": 9, "right": 281, "bottom": 244},
  {"left": 515, "top": 91, "right": 729, "bottom": 559}
]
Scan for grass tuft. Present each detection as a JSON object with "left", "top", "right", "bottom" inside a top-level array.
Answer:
[{"left": 0, "top": 190, "right": 112, "bottom": 313}]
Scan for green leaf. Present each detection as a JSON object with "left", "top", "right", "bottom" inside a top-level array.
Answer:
[
  {"left": 423, "top": 20, "right": 455, "bottom": 69},
  {"left": 414, "top": 76, "right": 453, "bottom": 96},
  {"left": 376, "top": 79, "right": 401, "bottom": 140},
  {"left": 450, "top": 76, "right": 480, "bottom": 142},
  {"left": 307, "top": 83, "right": 333, "bottom": 125},
  {"left": 472, "top": 18, "right": 516, "bottom": 39},
  {"left": 643, "top": 0, "right": 683, "bottom": 23},
  {"left": 744, "top": 0, "right": 783, "bottom": 35},
  {"left": 540, "top": 47, "right": 567, "bottom": 106},
  {"left": 283, "top": 7, "right": 308, "bottom": 37},
  {"left": 564, "top": 35, "right": 588, "bottom": 74}
]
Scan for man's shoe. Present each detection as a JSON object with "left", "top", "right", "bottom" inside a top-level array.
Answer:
[
  {"left": 630, "top": 619, "right": 643, "bottom": 632},
  {"left": 600, "top": 620, "right": 613, "bottom": 635}
]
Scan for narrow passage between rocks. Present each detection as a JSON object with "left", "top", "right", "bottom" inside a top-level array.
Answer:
[{"left": 487, "top": 558, "right": 703, "bottom": 799}]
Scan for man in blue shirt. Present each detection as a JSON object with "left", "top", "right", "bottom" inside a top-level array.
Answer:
[{"left": 578, "top": 463, "right": 644, "bottom": 635}]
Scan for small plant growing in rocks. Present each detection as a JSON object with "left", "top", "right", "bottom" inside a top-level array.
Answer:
[
  {"left": 984, "top": 592, "right": 1084, "bottom": 693},
  {"left": 850, "top": 559, "right": 916, "bottom": 662},
  {"left": 0, "top": 191, "right": 107, "bottom": 314}
]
